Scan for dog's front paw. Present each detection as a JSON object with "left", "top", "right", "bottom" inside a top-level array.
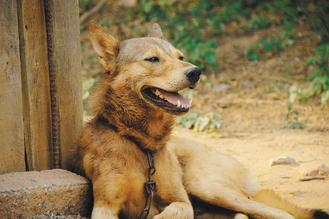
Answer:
[
  {"left": 153, "top": 202, "right": 193, "bottom": 219},
  {"left": 234, "top": 213, "right": 249, "bottom": 219},
  {"left": 91, "top": 207, "right": 119, "bottom": 219}
]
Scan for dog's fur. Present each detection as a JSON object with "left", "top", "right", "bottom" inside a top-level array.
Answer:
[{"left": 77, "top": 22, "right": 329, "bottom": 219}]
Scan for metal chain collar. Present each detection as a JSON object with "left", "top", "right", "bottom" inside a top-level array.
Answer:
[{"left": 138, "top": 150, "right": 157, "bottom": 219}]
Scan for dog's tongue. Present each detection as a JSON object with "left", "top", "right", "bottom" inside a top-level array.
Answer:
[{"left": 158, "top": 89, "right": 191, "bottom": 108}]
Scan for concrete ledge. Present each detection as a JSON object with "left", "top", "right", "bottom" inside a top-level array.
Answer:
[{"left": 0, "top": 169, "right": 91, "bottom": 218}]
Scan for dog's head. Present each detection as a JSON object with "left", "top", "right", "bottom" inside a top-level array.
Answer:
[{"left": 89, "top": 22, "right": 201, "bottom": 115}]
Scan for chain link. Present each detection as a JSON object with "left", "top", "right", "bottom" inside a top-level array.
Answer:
[{"left": 139, "top": 150, "right": 157, "bottom": 219}]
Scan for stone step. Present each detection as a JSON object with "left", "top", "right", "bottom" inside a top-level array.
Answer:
[{"left": 0, "top": 169, "right": 91, "bottom": 218}]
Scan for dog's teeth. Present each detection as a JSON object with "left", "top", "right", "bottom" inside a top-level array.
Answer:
[
  {"left": 189, "top": 99, "right": 192, "bottom": 105},
  {"left": 177, "top": 100, "right": 181, "bottom": 107},
  {"left": 155, "top": 89, "right": 164, "bottom": 99}
]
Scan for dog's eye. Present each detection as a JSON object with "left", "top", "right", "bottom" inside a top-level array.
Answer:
[
  {"left": 178, "top": 56, "right": 185, "bottom": 61},
  {"left": 144, "top": 56, "right": 160, "bottom": 63}
]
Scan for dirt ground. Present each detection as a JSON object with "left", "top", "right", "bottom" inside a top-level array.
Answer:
[
  {"left": 177, "top": 27, "right": 329, "bottom": 210},
  {"left": 174, "top": 128, "right": 329, "bottom": 210}
]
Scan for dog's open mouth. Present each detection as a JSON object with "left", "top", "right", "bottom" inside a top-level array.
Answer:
[{"left": 141, "top": 86, "right": 191, "bottom": 114}]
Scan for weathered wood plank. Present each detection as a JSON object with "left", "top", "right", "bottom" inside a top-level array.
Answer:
[
  {"left": 50, "top": 0, "right": 83, "bottom": 170},
  {"left": 18, "top": 0, "right": 51, "bottom": 170},
  {"left": 0, "top": 0, "right": 26, "bottom": 173}
]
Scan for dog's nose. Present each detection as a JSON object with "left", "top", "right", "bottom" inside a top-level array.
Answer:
[{"left": 186, "top": 67, "right": 202, "bottom": 85}]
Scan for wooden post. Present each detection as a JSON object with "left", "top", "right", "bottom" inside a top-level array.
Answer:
[
  {"left": 18, "top": 0, "right": 51, "bottom": 170},
  {"left": 47, "top": 0, "right": 83, "bottom": 170},
  {"left": 0, "top": 0, "right": 82, "bottom": 173},
  {"left": 0, "top": 0, "right": 26, "bottom": 173}
]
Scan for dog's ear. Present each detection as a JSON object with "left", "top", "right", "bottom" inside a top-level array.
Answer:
[
  {"left": 88, "top": 21, "right": 119, "bottom": 70},
  {"left": 147, "top": 23, "right": 164, "bottom": 39}
]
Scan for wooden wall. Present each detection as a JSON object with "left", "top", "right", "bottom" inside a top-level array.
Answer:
[
  {"left": 0, "top": 0, "right": 82, "bottom": 174},
  {"left": 0, "top": 0, "right": 26, "bottom": 173}
]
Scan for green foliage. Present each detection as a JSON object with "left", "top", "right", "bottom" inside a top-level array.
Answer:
[
  {"left": 244, "top": 46, "right": 260, "bottom": 61},
  {"left": 248, "top": 15, "right": 271, "bottom": 30},
  {"left": 261, "top": 0, "right": 300, "bottom": 24},
  {"left": 218, "top": 2, "right": 246, "bottom": 23},
  {"left": 176, "top": 90, "right": 222, "bottom": 133},
  {"left": 244, "top": 34, "right": 285, "bottom": 61},
  {"left": 177, "top": 112, "right": 222, "bottom": 132},
  {"left": 303, "top": 43, "right": 329, "bottom": 104},
  {"left": 283, "top": 121, "right": 306, "bottom": 129},
  {"left": 283, "top": 102, "right": 306, "bottom": 129},
  {"left": 242, "top": 0, "right": 305, "bottom": 61},
  {"left": 244, "top": 30, "right": 296, "bottom": 61},
  {"left": 308, "top": 3, "right": 329, "bottom": 42}
]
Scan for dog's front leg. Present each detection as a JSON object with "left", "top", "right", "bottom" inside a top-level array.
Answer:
[
  {"left": 91, "top": 176, "right": 126, "bottom": 219},
  {"left": 153, "top": 201, "right": 194, "bottom": 219},
  {"left": 152, "top": 148, "right": 194, "bottom": 219}
]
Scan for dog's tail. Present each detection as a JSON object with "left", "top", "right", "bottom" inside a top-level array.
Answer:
[{"left": 253, "top": 189, "right": 329, "bottom": 219}]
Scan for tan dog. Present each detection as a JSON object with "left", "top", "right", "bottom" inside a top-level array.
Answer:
[{"left": 77, "top": 22, "right": 329, "bottom": 219}]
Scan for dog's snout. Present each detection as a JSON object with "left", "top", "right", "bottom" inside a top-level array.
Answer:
[{"left": 186, "top": 67, "right": 202, "bottom": 85}]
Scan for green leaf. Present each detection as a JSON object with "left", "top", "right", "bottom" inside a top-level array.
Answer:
[{"left": 262, "top": 40, "right": 272, "bottom": 52}]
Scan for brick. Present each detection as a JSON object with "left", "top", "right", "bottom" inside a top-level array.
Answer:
[{"left": 0, "top": 169, "right": 92, "bottom": 218}]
